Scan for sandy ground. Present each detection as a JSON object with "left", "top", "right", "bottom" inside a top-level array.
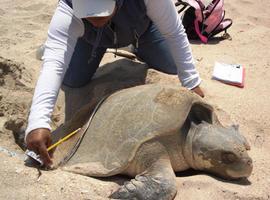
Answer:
[{"left": 0, "top": 0, "right": 270, "bottom": 199}]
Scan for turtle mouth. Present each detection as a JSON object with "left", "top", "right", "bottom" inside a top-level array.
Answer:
[{"left": 225, "top": 157, "right": 253, "bottom": 179}]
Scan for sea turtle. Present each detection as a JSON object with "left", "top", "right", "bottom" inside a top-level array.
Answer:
[{"left": 51, "top": 83, "right": 253, "bottom": 200}]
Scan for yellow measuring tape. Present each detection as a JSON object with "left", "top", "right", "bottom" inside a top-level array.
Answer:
[{"left": 47, "top": 128, "right": 82, "bottom": 152}]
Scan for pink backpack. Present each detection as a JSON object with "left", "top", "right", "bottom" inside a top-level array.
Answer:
[{"left": 176, "top": 0, "right": 233, "bottom": 43}]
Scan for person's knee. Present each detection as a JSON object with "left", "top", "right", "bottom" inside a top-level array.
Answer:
[{"left": 63, "top": 73, "right": 92, "bottom": 88}]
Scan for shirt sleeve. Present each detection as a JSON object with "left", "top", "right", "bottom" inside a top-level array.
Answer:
[
  {"left": 144, "top": 0, "right": 201, "bottom": 89},
  {"left": 25, "top": 0, "right": 84, "bottom": 139}
]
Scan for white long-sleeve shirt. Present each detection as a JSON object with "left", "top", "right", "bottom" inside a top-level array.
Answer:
[{"left": 25, "top": 0, "right": 201, "bottom": 137}]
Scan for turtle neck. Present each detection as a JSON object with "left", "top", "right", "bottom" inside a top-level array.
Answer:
[{"left": 182, "top": 122, "right": 201, "bottom": 170}]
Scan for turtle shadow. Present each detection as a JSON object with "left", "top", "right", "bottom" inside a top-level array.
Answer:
[
  {"left": 189, "top": 36, "right": 229, "bottom": 45},
  {"left": 209, "top": 174, "right": 251, "bottom": 186},
  {"left": 91, "top": 169, "right": 251, "bottom": 188},
  {"left": 95, "top": 175, "right": 129, "bottom": 186},
  {"left": 176, "top": 169, "right": 252, "bottom": 186}
]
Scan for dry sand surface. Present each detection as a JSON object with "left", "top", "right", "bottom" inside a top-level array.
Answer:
[{"left": 0, "top": 0, "right": 270, "bottom": 199}]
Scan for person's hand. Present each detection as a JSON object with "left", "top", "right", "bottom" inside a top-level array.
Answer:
[
  {"left": 191, "top": 86, "right": 205, "bottom": 98},
  {"left": 26, "top": 128, "right": 53, "bottom": 167}
]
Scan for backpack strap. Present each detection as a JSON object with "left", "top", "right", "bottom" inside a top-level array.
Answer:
[
  {"left": 194, "top": 19, "right": 208, "bottom": 43},
  {"left": 210, "top": 18, "right": 233, "bottom": 38}
]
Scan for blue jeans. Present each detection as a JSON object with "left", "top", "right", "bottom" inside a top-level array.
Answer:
[{"left": 63, "top": 23, "right": 177, "bottom": 88}]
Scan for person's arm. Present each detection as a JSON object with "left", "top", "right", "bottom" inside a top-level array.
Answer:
[
  {"left": 144, "top": 0, "right": 204, "bottom": 97},
  {"left": 25, "top": 1, "right": 84, "bottom": 166}
]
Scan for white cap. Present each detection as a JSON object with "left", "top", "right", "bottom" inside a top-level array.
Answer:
[{"left": 72, "top": 0, "right": 116, "bottom": 18}]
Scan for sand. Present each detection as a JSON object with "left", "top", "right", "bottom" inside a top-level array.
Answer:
[{"left": 0, "top": 0, "right": 270, "bottom": 199}]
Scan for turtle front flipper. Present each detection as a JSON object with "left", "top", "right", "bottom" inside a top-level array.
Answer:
[{"left": 110, "top": 141, "right": 177, "bottom": 200}]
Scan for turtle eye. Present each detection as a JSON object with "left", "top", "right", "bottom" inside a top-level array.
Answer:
[{"left": 221, "top": 152, "right": 237, "bottom": 164}]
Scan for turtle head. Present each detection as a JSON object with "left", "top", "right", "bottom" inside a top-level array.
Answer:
[{"left": 188, "top": 122, "right": 253, "bottom": 180}]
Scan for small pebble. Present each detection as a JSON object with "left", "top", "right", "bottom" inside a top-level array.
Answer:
[
  {"left": 81, "top": 190, "right": 89, "bottom": 194},
  {"left": 15, "top": 168, "right": 23, "bottom": 174}
]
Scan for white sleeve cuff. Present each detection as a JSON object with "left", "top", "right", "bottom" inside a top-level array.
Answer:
[{"left": 182, "top": 75, "right": 202, "bottom": 90}]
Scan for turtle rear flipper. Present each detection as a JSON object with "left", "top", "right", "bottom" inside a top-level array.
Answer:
[{"left": 110, "top": 141, "right": 177, "bottom": 200}]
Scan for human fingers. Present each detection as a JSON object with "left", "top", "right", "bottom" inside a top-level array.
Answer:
[
  {"left": 38, "top": 142, "right": 53, "bottom": 167},
  {"left": 26, "top": 128, "right": 53, "bottom": 166},
  {"left": 191, "top": 86, "right": 205, "bottom": 98}
]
